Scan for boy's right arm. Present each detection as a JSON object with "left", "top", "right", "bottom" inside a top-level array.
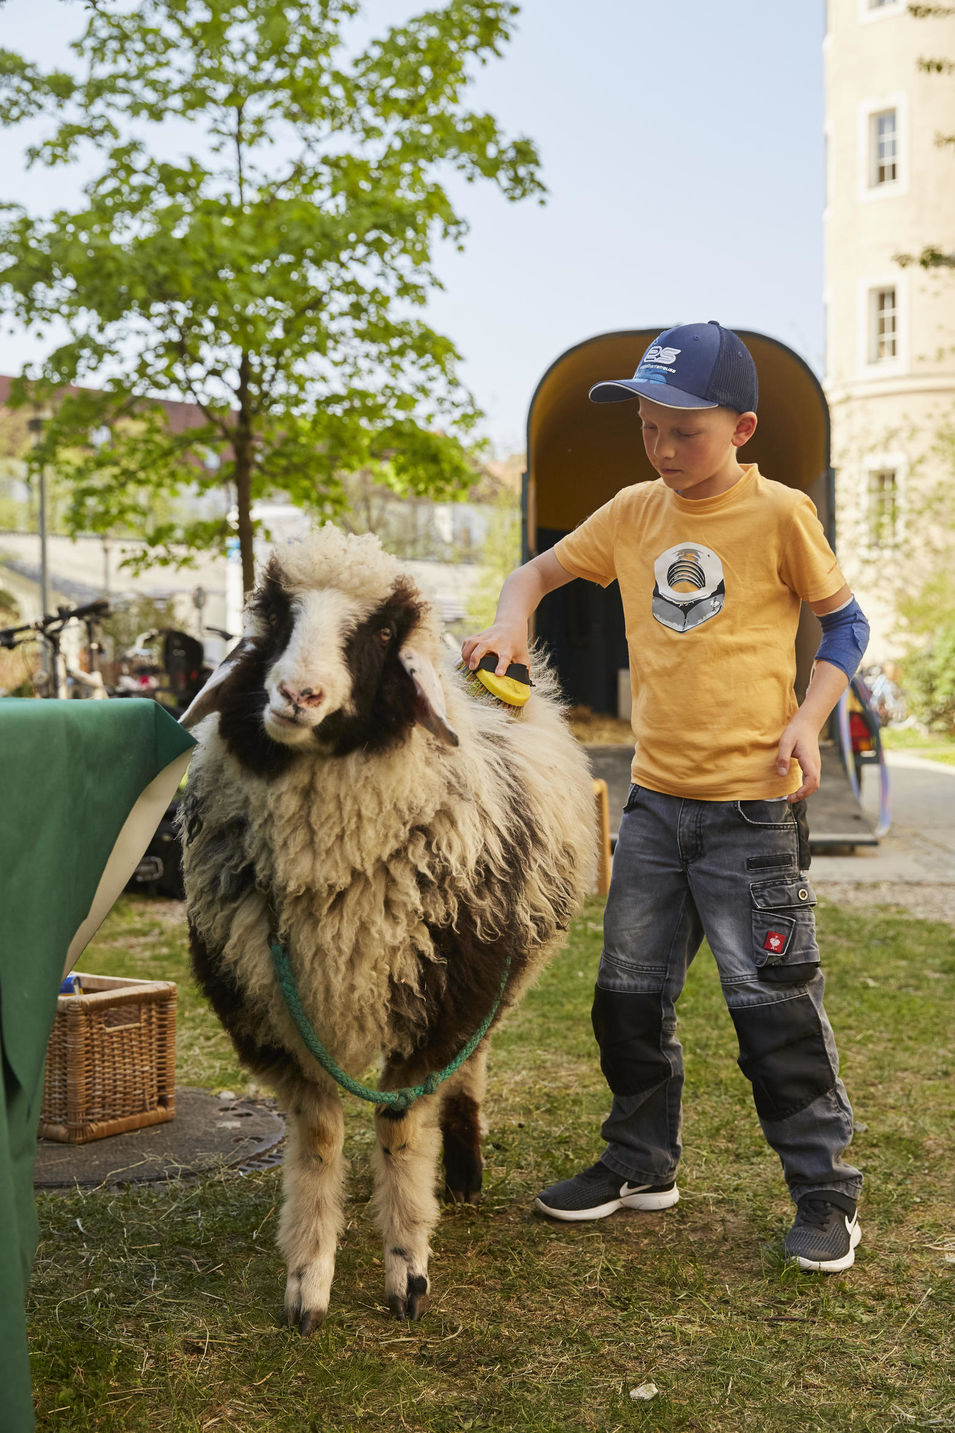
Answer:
[{"left": 461, "top": 549, "right": 576, "bottom": 676}]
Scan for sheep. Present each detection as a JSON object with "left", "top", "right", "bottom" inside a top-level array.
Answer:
[{"left": 178, "top": 523, "right": 596, "bottom": 1331}]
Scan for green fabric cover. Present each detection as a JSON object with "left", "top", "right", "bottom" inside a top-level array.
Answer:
[{"left": 0, "top": 699, "right": 195, "bottom": 1432}]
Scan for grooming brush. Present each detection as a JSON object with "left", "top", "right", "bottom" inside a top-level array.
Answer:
[{"left": 459, "top": 652, "right": 532, "bottom": 712}]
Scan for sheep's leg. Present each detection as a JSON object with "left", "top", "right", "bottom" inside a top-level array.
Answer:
[
  {"left": 276, "top": 1082, "right": 346, "bottom": 1336},
  {"left": 372, "top": 1098, "right": 441, "bottom": 1321},
  {"left": 439, "top": 1046, "right": 488, "bottom": 1203}
]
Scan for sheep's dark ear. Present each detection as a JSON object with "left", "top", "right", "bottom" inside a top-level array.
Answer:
[
  {"left": 179, "top": 637, "right": 256, "bottom": 730},
  {"left": 398, "top": 646, "right": 459, "bottom": 747}
]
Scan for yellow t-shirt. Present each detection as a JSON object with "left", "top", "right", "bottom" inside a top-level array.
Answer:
[{"left": 554, "top": 465, "right": 846, "bottom": 800}]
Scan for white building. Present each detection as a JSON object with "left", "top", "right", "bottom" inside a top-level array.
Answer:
[{"left": 824, "top": 0, "right": 955, "bottom": 657}]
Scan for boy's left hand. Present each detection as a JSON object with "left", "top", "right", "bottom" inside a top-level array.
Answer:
[
  {"left": 777, "top": 657, "right": 849, "bottom": 802},
  {"left": 777, "top": 714, "right": 822, "bottom": 802}
]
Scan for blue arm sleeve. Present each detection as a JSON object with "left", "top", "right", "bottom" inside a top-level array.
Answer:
[{"left": 815, "top": 596, "right": 870, "bottom": 679}]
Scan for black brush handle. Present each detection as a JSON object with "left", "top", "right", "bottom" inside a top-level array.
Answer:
[{"left": 476, "top": 653, "right": 531, "bottom": 686}]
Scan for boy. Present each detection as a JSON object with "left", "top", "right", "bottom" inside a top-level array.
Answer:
[{"left": 463, "top": 322, "right": 867, "bottom": 1273}]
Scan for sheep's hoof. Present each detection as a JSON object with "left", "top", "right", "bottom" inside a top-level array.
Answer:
[
  {"left": 285, "top": 1300, "right": 326, "bottom": 1337},
  {"left": 387, "top": 1273, "right": 429, "bottom": 1322}
]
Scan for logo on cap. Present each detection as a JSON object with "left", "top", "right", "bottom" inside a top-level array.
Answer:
[{"left": 643, "top": 345, "right": 681, "bottom": 366}]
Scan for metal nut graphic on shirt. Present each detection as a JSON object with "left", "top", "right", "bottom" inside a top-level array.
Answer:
[{"left": 651, "top": 543, "right": 726, "bottom": 633}]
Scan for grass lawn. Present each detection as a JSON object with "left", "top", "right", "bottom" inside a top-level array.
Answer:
[
  {"left": 880, "top": 726, "right": 955, "bottom": 767},
  {"left": 29, "top": 894, "right": 955, "bottom": 1433}
]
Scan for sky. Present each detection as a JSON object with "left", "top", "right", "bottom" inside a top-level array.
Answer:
[{"left": 0, "top": 0, "right": 827, "bottom": 456}]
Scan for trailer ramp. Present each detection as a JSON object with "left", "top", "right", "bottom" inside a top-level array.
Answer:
[{"left": 585, "top": 742, "right": 877, "bottom": 854}]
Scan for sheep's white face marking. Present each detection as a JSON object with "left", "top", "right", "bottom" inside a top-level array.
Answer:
[{"left": 263, "top": 588, "right": 364, "bottom": 745}]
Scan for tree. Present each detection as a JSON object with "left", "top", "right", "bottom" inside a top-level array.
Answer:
[
  {"left": 0, "top": 0, "right": 543, "bottom": 592},
  {"left": 334, "top": 465, "right": 464, "bottom": 561}
]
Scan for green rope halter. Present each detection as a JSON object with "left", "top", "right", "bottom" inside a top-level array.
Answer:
[{"left": 270, "top": 939, "right": 511, "bottom": 1113}]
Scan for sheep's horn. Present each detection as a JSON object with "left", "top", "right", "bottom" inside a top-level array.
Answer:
[{"left": 399, "top": 646, "right": 459, "bottom": 747}]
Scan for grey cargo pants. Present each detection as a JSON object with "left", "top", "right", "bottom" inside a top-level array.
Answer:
[{"left": 594, "top": 784, "right": 862, "bottom": 1205}]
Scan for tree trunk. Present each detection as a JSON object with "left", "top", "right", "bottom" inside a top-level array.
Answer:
[{"left": 235, "top": 352, "right": 256, "bottom": 596}]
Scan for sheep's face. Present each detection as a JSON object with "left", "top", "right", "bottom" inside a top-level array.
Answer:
[
  {"left": 252, "top": 564, "right": 425, "bottom": 751},
  {"left": 256, "top": 575, "right": 361, "bottom": 747},
  {"left": 181, "top": 534, "right": 457, "bottom": 773}
]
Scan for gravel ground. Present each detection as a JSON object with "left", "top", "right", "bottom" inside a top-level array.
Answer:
[{"left": 816, "top": 878, "right": 955, "bottom": 930}]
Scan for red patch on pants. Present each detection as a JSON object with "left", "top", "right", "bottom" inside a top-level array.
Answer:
[{"left": 763, "top": 930, "right": 786, "bottom": 954}]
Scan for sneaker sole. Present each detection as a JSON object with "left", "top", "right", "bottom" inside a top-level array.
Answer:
[
  {"left": 792, "top": 1219, "right": 862, "bottom": 1273},
  {"left": 534, "top": 1185, "right": 680, "bottom": 1222}
]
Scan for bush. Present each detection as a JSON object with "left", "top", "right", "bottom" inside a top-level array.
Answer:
[{"left": 901, "top": 618, "right": 955, "bottom": 732}]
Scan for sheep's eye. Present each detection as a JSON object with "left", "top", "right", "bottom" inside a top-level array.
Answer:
[{"left": 377, "top": 624, "right": 394, "bottom": 644}]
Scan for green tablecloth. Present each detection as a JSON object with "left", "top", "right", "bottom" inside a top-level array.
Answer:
[{"left": 0, "top": 699, "right": 195, "bottom": 1432}]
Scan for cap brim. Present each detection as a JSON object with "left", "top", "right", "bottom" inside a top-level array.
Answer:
[{"left": 588, "top": 379, "right": 718, "bottom": 409}]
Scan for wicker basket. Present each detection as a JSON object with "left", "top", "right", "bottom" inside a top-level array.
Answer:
[{"left": 39, "top": 973, "right": 177, "bottom": 1143}]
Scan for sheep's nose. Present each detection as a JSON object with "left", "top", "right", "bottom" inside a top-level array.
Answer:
[{"left": 278, "top": 681, "right": 325, "bottom": 710}]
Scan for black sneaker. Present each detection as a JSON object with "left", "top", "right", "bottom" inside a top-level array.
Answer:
[
  {"left": 784, "top": 1191, "right": 861, "bottom": 1272},
  {"left": 534, "top": 1160, "right": 680, "bottom": 1222}
]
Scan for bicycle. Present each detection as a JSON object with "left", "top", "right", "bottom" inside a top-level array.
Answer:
[{"left": 0, "top": 598, "right": 111, "bottom": 700}]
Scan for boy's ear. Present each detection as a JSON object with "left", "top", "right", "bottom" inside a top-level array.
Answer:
[{"left": 732, "top": 411, "right": 758, "bottom": 448}]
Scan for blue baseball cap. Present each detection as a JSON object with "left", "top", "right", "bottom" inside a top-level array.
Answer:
[{"left": 589, "top": 321, "right": 758, "bottom": 412}]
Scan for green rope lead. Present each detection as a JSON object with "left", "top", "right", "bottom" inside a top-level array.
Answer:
[{"left": 270, "top": 940, "right": 512, "bottom": 1113}]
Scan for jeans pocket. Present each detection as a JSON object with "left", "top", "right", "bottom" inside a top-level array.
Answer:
[
  {"left": 735, "top": 798, "right": 792, "bottom": 829},
  {"left": 791, "top": 798, "right": 812, "bottom": 871},
  {"left": 623, "top": 783, "right": 642, "bottom": 814},
  {"left": 750, "top": 876, "right": 819, "bottom": 984}
]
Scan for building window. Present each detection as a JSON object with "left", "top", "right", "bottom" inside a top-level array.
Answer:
[
  {"left": 869, "top": 286, "right": 897, "bottom": 361},
  {"left": 870, "top": 108, "right": 898, "bottom": 186},
  {"left": 866, "top": 469, "right": 898, "bottom": 546}
]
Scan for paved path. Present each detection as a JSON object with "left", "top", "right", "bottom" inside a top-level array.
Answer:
[{"left": 812, "top": 751, "right": 955, "bottom": 927}]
